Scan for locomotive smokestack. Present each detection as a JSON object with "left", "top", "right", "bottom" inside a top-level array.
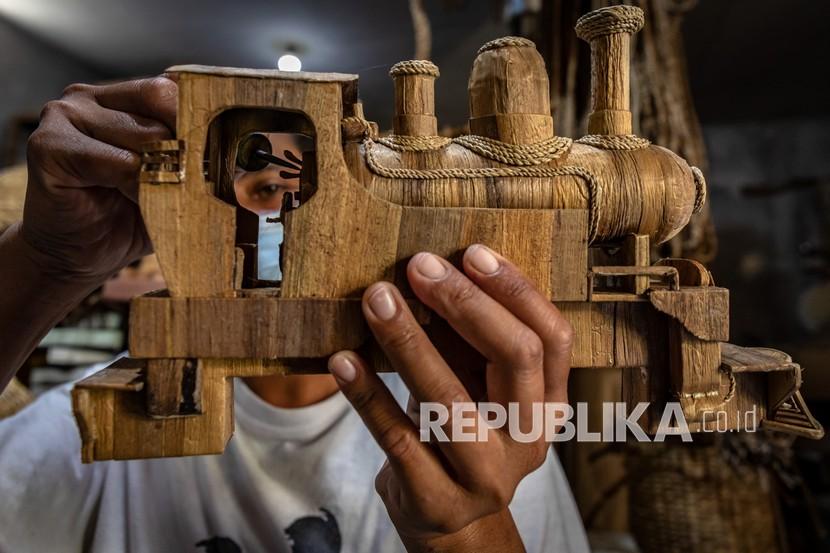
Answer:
[
  {"left": 389, "top": 60, "right": 439, "bottom": 136},
  {"left": 575, "top": 5, "right": 644, "bottom": 136}
]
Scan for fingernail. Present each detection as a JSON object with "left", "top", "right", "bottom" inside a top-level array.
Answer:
[
  {"left": 467, "top": 244, "right": 500, "bottom": 275},
  {"left": 414, "top": 253, "right": 447, "bottom": 280},
  {"left": 328, "top": 354, "right": 357, "bottom": 383},
  {"left": 368, "top": 285, "right": 397, "bottom": 320}
]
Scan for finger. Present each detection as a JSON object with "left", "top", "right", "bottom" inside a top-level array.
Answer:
[
  {"left": 77, "top": 102, "right": 172, "bottom": 153},
  {"left": 406, "top": 253, "right": 545, "bottom": 415},
  {"left": 45, "top": 99, "right": 171, "bottom": 202},
  {"left": 160, "top": 71, "right": 179, "bottom": 84},
  {"left": 28, "top": 112, "right": 140, "bottom": 197},
  {"left": 328, "top": 351, "right": 455, "bottom": 503},
  {"left": 362, "top": 282, "right": 472, "bottom": 410},
  {"left": 463, "top": 244, "right": 573, "bottom": 404},
  {"left": 87, "top": 76, "right": 177, "bottom": 132},
  {"left": 362, "top": 282, "right": 497, "bottom": 473}
]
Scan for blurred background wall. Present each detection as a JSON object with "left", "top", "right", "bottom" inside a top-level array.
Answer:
[{"left": 0, "top": 16, "right": 105, "bottom": 164}]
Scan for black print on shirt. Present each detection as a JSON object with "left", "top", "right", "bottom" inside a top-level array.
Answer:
[
  {"left": 285, "top": 508, "right": 342, "bottom": 553},
  {"left": 194, "top": 508, "right": 341, "bottom": 553},
  {"left": 195, "top": 536, "right": 242, "bottom": 553}
]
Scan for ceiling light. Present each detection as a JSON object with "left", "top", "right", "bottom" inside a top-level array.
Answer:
[{"left": 278, "top": 54, "right": 302, "bottom": 72}]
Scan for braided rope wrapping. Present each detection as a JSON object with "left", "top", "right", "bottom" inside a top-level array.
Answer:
[
  {"left": 453, "top": 134, "right": 573, "bottom": 165},
  {"left": 341, "top": 116, "right": 378, "bottom": 140},
  {"left": 576, "top": 134, "right": 650, "bottom": 151},
  {"left": 678, "top": 367, "right": 735, "bottom": 407},
  {"left": 389, "top": 59, "right": 440, "bottom": 78},
  {"left": 720, "top": 367, "right": 737, "bottom": 405},
  {"left": 376, "top": 134, "right": 452, "bottom": 152},
  {"left": 691, "top": 166, "right": 707, "bottom": 213},
  {"left": 341, "top": 116, "right": 368, "bottom": 127},
  {"left": 477, "top": 36, "right": 535, "bottom": 54},
  {"left": 363, "top": 138, "right": 600, "bottom": 242},
  {"left": 575, "top": 134, "right": 706, "bottom": 218},
  {"left": 575, "top": 5, "right": 645, "bottom": 41}
]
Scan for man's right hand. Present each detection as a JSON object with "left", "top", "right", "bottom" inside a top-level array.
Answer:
[
  {"left": 22, "top": 76, "right": 178, "bottom": 284},
  {"left": 0, "top": 77, "right": 178, "bottom": 376}
]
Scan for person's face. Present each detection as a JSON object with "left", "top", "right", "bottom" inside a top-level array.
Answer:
[{"left": 233, "top": 133, "right": 301, "bottom": 215}]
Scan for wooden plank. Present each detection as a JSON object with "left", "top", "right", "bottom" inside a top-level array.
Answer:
[
  {"left": 557, "top": 302, "right": 614, "bottom": 368},
  {"left": 668, "top": 323, "right": 723, "bottom": 423},
  {"left": 721, "top": 343, "right": 797, "bottom": 373},
  {"left": 74, "top": 358, "right": 145, "bottom": 392},
  {"left": 167, "top": 65, "right": 359, "bottom": 82},
  {"left": 620, "top": 304, "right": 670, "bottom": 432},
  {"left": 649, "top": 287, "right": 729, "bottom": 341},
  {"left": 550, "top": 210, "right": 589, "bottom": 300},
  {"left": 395, "top": 207, "right": 586, "bottom": 301},
  {"left": 591, "top": 265, "right": 678, "bottom": 280},
  {"left": 614, "top": 302, "right": 652, "bottom": 368},
  {"left": 589, "top": 292, "right": 648, "bottom": 302},
  {"left": 590, "top": 302, "right": 615, "bottom": 367},
  {"left": 130, "top": 296, "right": 429, "bottom": 359}
]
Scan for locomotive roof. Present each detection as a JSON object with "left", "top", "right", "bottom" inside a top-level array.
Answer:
[{"left": 166, "top": 65, "right": 358, "bottom": 83}]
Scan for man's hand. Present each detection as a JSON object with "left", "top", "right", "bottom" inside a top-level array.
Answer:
[
  {"left": 23, "top": 76, "right": 177, "bottom": 282},
  {"left": 328, "top": 245, "right": 574, "bottom": 552},
  {"left": 0, "top": 77, "right": 177, "bottom": 377}
]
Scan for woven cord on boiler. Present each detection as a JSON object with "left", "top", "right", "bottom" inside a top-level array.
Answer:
[
  {"left": 376, "top": 130, "right": 573, "bottom": 160},
  {"left": 376, "top": 134, "right": 452, "bottom": 151},
  {"left": 576, "top": 134, "right": 650, "bottom": 151},
  {"left": 362, "top": 137, "right": 601, "bottom": 242},
  {"left": 453, "top": 134, "right": 573, "bottom": 165}
]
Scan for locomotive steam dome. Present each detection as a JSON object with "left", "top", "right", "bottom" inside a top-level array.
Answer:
[{"left": 468, "top": 36, "right": 554, "bottom": 144}]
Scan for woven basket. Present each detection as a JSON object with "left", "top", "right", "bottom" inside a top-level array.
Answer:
[{"left": 626, "top": 437, "right": 780, "bottom": 553}]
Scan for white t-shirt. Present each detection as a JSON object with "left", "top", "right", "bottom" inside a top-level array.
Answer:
[{"left": 0, "top": 374, "right": 589, "bottom": 553}]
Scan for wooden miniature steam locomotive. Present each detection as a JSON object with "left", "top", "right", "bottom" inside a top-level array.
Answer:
[{"left": 72, "top": 6, "right": 822, "bottom": 462}]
